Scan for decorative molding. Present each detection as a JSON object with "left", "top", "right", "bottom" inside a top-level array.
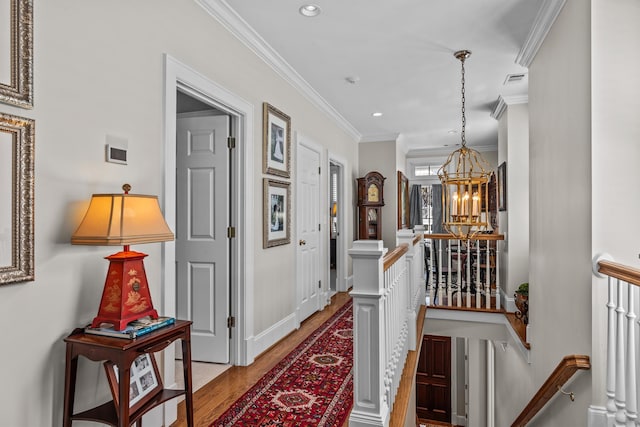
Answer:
[
  {"left": 491, "top": 95, "right": 529, "bottom": 120},
  {"left": 500, "top": 287, "right": 517, "bottom": 313},
  {"left": 516, "top": 0, "right": 568, "bottom": 67},
  {"left": 196, "top": 0, "right": 361, "bottom": 141},
  {"left": 251, "top": 312, "right": 297, "bottom": 359},
  {"left": 360, "top": 133, "right": 401, "bottom": 143},
  {"left": 587, "top": 405, "right": 608, "bottom": 427}
]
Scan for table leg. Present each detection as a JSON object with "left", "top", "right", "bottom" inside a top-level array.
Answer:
[
  {"left": 181, "top": 329, "right": 194, "bottom": 427},
  {"left": 63, "top": 345, "right": 78, "bottom": 427},
  {"left": 118, "top": 363, "right": 131, "bottom": 427}
]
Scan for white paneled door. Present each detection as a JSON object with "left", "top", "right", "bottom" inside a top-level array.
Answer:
[
  {"left": 296, "top": 142, "right": 321, "bottom": 322},
  {"left": 176, "top": 113, "right": 230, "bottom": 363}
]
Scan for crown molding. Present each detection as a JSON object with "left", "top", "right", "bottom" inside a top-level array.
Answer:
[
  {"left": 195, "top": 0, "right": 362, "bottom": 141},
  {"left": 491, "top": 95, "right": 529, "bottom": 120},
  {"left": 516, "top": 0, "right": 567, "bottom": 68},
  {"left": 359, "top": 133, "right": 400, "bottom": 143}
]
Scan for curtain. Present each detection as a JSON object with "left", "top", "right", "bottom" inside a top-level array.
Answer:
[
  {"left": 409, "top": 184, "right": 423, "bottom": 228},
  {"left": 431, "top": 184, "right": 444, "bottom": 233}
]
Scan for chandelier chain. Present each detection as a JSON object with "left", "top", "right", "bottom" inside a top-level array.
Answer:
[{"left": 460, "top": 56, "right": 466, "bottom": 147}]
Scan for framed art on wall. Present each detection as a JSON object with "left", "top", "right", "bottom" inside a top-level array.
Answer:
[
  {"left": 263, "top": 178, "right": 290, "bottom": 248},
  {"left": 262, "top": 103, "right": 291, "bottom": 178},
  {"left": 0, "top": 0, "right": 33, "bottom": 108},
  {"left": 498, "top": 161, "right": 507, "bottom": 211},
  {"left": 397, "top": 171, "right": 409, "bottom": 229},
  {"left": 103, "top": 353, "right": 163, "bottom": 414},
  {"left": 0, "top": 112, "right": 34, "bottom": 285}
]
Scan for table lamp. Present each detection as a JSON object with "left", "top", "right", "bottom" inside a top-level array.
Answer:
[{"left": 71, "top": 184, "right": 174, "bottom": 330}]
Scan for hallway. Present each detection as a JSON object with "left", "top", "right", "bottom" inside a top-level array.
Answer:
[{"left": 172, "top": 292, "right": 352, "bottom": 427}]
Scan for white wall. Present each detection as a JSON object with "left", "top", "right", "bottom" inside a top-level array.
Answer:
[
  {"left": 494, "top": 0, "right": 593, "bottom": 425},
  {"left": 497, "top": 103, "right": 530, "bottom": 306},
  {"left": 590, "top": 0, "right": 640, "bottom": 410},
  {"left": 0, "top": 2, "right": 358, "bottom": 426},
  {"left": 359, "top": 140, "right": 398, "bottom": 249}
]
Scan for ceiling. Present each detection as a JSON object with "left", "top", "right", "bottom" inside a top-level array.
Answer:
[{"left": 210, "top": 0, "right": 543, "bottom": 155}]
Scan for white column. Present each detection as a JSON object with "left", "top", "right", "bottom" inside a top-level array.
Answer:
[
  {"left": 349, "top": 240, "right": 389, "bottom": 427},
  {"left": 397, "top": 229, "right": 417, "bottom": 352},
  {"left": 625, "top": 284, "right": 637, "bottom": 427},
  {"left": 615, "top": 279, "right": 627, "bottom": 426},
  {"left": 467, "top": 338, "right": 487, "bottom": 427}
]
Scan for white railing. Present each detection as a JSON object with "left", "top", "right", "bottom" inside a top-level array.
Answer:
[
  {"left": 424, "top": 233, "right": 504, "bottom": 311},
  {"left": 348, "top": 230, "right": 425, "bottom": 427},
  {"left": 593, "top": 255, "right": 640, "bottom": 427}
]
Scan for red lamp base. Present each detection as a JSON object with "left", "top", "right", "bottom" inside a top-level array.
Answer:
[{"left": 91, "top": 250, "right": 158, "bottom": 330}]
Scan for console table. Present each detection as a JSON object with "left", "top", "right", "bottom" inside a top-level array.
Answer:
[{"left": 63, "top": 319, "right": 193, "bottom": 427}]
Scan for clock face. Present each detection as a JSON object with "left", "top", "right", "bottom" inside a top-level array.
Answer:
[{"left": 367, "top": 184, "right": 379, "bottom": 203}]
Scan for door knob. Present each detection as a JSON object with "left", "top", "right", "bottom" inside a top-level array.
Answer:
[{"left": 299, "top": 239, "right": 306, "bottom": 246}]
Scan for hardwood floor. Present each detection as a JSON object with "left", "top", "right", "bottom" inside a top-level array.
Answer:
[{"left": 171, "top": 292, "right": 352, "bottom": 427}]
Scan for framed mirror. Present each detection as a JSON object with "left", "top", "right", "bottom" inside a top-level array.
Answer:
[
  {"left": 0, "top": 112, "right": 34, "bottom": 284},
  {"left": 0, "top": 0, "right": 33, "bottom": 108},
  {"left": 397, "top": 171, "right": 409, "bottom": 229}
]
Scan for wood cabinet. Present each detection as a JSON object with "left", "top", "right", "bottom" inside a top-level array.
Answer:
[{"left": 357, "top": 171, "right": 385, "bottom": 240}]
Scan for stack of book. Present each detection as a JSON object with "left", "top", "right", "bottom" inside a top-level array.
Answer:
[{"left": 84, "top": 316, "right": 175, "bottom": 339}]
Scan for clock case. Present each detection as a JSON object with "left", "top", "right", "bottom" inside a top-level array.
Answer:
[{"left": 357, "top": 171, "right": 385, "bottom": 240}]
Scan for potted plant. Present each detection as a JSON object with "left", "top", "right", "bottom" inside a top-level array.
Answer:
[{"left": 514, "top": 282, "right": 529, "bottom": 324}]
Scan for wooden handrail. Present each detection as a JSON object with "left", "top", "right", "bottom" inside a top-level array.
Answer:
[
  {"left": 383, "top": 244, "right": 409, "bottom": 272},
  {"left": 511, "top": 355, "right": 591, "bottom": 427},
  {"left": 413, "top": 234, "right": 422, "bottom": 246},
  {"left": 424, "top": 233, "right": 505, "bottom": 241},
  {"left": 598, "top": 260, "right": 640, "bottom": 287}
]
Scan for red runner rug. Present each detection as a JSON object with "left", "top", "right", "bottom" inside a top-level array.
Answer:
[{"left": 212, "top": 300, "right": 353, "bottom": 427}]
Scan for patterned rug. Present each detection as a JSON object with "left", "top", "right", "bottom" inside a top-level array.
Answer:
[{"left": 212, "top": 300, "right": 353, "bottom": 427}]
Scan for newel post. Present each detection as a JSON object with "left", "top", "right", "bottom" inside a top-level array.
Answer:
[
  {"left": 349, "top": 240, "right": 388, "bottom": 427},
  {"left": 397, "top": 229, "right": 417, "bottom": 351}
]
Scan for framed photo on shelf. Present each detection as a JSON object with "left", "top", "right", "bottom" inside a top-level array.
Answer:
[
  {"left": 263, "top": 178, "right": 291, "bottom": 248},
  {"left": 498, "top": 161, "right": 507, "bottom": 211},
  {"left": 262, "top": 103, "right": 291, "bottom": 178},
  {"left": 104, "top": 353, "right": 162, "bottom": 414}
]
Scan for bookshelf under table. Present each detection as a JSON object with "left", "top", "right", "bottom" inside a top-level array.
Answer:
[{"left": 63, "top": 319, "right": 193, "bottom": 427}]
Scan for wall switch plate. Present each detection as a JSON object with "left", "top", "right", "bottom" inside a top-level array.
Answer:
[{"left": 105, "top": 135, "right": 128, "bottom": 165}]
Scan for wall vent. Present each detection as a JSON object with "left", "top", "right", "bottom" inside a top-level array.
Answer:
[{"left": 504, "top": 73, "right": 526, "bottom": 84}]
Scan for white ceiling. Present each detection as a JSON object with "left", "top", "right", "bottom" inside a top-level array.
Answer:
[{"left": 213, "top": 0, "right": 543, "bottom": 155}]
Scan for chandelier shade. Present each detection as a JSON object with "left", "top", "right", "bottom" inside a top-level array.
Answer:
[{"left": 438, "top": 50, "right": 492, "bottom": 240}]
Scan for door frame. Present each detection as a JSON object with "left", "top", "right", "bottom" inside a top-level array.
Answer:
[
  {"left": 295, "top": 133, "right": 327, "bottom": 326},
  {"left": 327, "top": 152, "right": 348, "bottom": 292},
  {"left": 162, "top": 55, "right": 255, "bottom": 377}
]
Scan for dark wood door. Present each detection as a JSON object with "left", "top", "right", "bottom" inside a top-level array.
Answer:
[{"left": 416, "top": 334, "right": 452, "bottom": 422}]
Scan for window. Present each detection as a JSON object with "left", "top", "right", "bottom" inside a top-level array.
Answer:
[{"left": 421, "top": 185, "right": 433, "bottom": 233}]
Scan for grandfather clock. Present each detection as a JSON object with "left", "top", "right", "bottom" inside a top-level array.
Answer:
[{"left": 357, "top": 171, "right": 385, "bottom": 240}]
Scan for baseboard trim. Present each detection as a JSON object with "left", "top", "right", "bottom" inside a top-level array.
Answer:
[
  {"left": 587, "top": 405, "right": 607, "bottom": 427},
  {"left": 500, "top": 287, "right": 516, "bottom": 313},
  {"left": 251, "top": 312, "right": 297, "bottom": 359}
]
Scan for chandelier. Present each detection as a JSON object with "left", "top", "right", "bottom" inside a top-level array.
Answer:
[{"left": 438, "top": 50, "right": 491, "bottom": 240}]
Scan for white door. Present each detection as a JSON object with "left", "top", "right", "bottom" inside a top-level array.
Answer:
[
  {"left": 176, "top": 113, "right": 230, "bottom": 363},
  {"left": 296, "top": 143, "right": 321, "bottom": 322}
]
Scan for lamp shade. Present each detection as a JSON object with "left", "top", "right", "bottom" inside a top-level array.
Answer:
[{"left": 71, "top": 193, "right": 174, "bottom": 246}]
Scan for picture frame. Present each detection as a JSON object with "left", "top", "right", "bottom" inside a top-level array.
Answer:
[
  {"left": 0, "top": 0, "right": 33, "bottom": 108},
  {"left": 498, "top": 161, "right": 507, "bottom": 211},
  {"left": 397, "top": 171, "right": 409, "bottom": 229},
  {"left": 103, "top": 353, "right": 163, "bottom": 414},
  {"left": 262, "top": 103, "right": 291, "bottom": 178},
  {"left": 263, "top": 178, "right": 291, "bottom": 248},
  {"left": 0, "top": 112, "right": 34, "bottom": 285}
]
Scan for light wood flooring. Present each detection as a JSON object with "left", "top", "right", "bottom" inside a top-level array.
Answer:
[{"left": 171, "top": 292, "right": 352, "bottom": 427}]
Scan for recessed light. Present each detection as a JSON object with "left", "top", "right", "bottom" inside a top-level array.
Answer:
[
  {"left": 447, "top": 129, "right": 457, "bottom": 134},
  {"left": 345, "top": 76, "right": 360, "bottom": 84},
  {"left": 299, "top": 4, "right": 321, "bottom": 17},
  {"left": 372, "top": 112, "right": 383, "bottom": 117}
]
